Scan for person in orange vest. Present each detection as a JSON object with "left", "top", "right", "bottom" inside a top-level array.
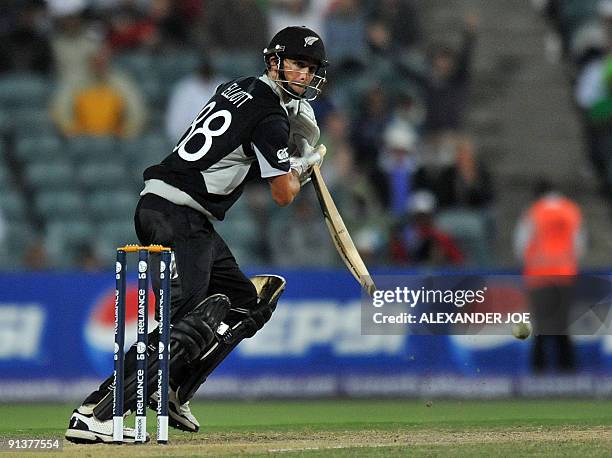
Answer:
[{"left": 514, "top": 178, "right": 586, "bottom": 373}]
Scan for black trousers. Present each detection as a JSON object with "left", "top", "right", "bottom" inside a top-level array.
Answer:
[
  {"left": 134, "top": 193, "right": 257, "bottom": 321},
  {"left": 529, "top": 284, "right": 575, "bottom": 373},
  {"left": 83, "top": 194, "right": 257, "bottom": 408}
]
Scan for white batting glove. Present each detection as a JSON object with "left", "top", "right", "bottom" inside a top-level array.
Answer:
[
  {"left": 290, "top": 143, "right": 326, "bottom": 185},
  {"left": 287, "top": 100, "right": 320, "bottom": 153}
]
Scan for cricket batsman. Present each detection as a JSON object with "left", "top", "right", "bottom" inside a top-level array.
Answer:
[{"left": 65, "top": 25, "right": 328, "bottom": 443}]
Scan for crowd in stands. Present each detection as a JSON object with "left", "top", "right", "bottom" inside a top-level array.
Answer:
[
  {"left": 536, "top": 0, "right": 612, "bottom": 210},
  {"left": 0, "top": 0, "right": 495, "bottom": 271}
]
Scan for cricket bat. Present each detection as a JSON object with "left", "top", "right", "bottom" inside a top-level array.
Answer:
[{"left": 310, "top": 161, "right": 377, "bottom": 296}]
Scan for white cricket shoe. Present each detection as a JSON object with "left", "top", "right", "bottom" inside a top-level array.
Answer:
[
  {"left": 150, "top": 389, "right": 200, "bottom": 432},
  {"left": 65, "top": 405, "right": 150, "bottom": 444}
]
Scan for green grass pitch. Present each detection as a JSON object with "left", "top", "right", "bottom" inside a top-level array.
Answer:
[{"left": 2, "top": 399, "right": 612, "bottom": 456}]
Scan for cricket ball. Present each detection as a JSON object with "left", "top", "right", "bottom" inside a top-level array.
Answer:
[{"left": 511, "top": 322, "right": 532, "bottom": 340}]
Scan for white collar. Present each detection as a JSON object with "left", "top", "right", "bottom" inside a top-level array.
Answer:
[{"left": 259, "top": 73, "right": 299, "bottom": 115}]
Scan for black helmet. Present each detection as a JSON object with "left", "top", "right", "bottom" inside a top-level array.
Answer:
[{"left": 263, "top": 26, "right": 328, "bottom": 101}]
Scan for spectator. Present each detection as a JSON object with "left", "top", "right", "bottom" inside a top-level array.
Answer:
[
  {"left": 205, "top": 0, "right": 268, "bottom": 53},
  {"left": 570, "top": 15, "right": 609, "bottom": 68},
  {"left": 0, "top": 0, "right": 53, "bottom": 75},
  {"left": 106, "top": 3, "right": 160, "bottom": 52},
  {"left": 366, "top": 0, "right": 422, "bottom": 53},
  {"left": 267, "top": 0, "right": 328, "bottom": 39},
  {"left": 376, "top": 121, "right": 420, "bottom": 216},
  {"left": 540, "top": 0, "right": 600, "bottom": 58},
  {"left": 399, "top": 13, "right": 478, "bottom": 138},
  {"left": 354, "top": 227, "right": 386, "bottom": 267},
  {"left": 203, "top": 0, "right": 268, "bottom": 78},
  {"left": 51, "top": 47, "right": 146, "bottom": 138},
  {"left": 600, "top": 0, "right": 612, "bottom": 43},
  {"left": 569, "top": 0, "right": 612, "bottom": 63},
  {"left": 318, "top": 109, "right": 351, "bottom": 182},
  {"left": 148, "top": 0, "right": 195, "bottom": 49},
  {"left": 106, "top": 0, "right": 192, "bottom": 52},
  {"left": 387, "top": 90, "right": 426, "bottom": 140},
  {"left": 365, "top": 18, "right": 393, "bottom": 58},
  {"left": 48, "top": 0, "right": 103, "bottom": 85},
  {"left": 318, "top": 109, "right": 388, "bottom": 260},
  {"left": 577, "top": 54, "right": 612, "bottom": 202},
  {"left": 363, "top": 19, "right": 399, "bottom": 86},
  {"left": 414, "top": 133, "right": 494, "bottom": 265},
  {"left": 514, "top": 179, "right": 586, "bottom": 373},
  {"left": 350, "top": 85, "right": 391, "bottom": 173},
  {"left": 165, "top": 58, "right": 224, "bottom": 143},
  {"left": 323, "top": 0, "right": 368, "bottom": 66},
  {"left": 389, "top": 190, "right": 464, "bottom": 266},
  {"left": 414, "top": 134, "right": 493, "bottom": 210},
  {"left": 575, "top": 53, "right": 612, "bottom": 198}
]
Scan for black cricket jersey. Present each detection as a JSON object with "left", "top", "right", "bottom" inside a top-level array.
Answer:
[{"left": 143, "top": 76, "right": 291, "bottom": 220}]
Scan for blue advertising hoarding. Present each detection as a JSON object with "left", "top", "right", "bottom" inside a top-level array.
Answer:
[{"left": 0, "top": 269, "right": 611, "bottom": 401}]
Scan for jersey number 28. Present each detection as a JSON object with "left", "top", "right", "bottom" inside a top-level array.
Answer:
[{"left": 175, "top": 101, "right": 232, "bottom": 162}]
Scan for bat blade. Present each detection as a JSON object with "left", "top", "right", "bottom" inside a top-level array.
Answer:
[{"left": 311, "top": 165, "right": 376, "bottom": 296}]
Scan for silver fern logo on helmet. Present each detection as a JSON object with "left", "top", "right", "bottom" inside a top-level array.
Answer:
[{"left": 304, "top": 36, "right": 319, "bottom": 47}]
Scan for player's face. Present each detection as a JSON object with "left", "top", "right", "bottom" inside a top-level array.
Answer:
[{"left": 282, "top": 58, "right": 318, "bottom": 95}]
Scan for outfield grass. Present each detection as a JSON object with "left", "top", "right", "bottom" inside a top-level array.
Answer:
[{"left": 1, "top": 400, "right": 612, "bottom": 456}]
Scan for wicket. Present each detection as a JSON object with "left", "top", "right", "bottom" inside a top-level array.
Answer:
[{"left": 113, "top": 245, "right": 172, "bottom": 444}]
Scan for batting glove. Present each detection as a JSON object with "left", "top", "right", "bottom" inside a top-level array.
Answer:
[
  {"left": 287, "top": 100, "right": 320, "bottom": 153},
  {"left": 290, "top": 143, "right": 326, "bottom": 185}
]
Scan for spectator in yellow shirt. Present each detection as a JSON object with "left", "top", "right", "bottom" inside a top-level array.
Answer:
[{"left": 51, "top": 47, "right": 146, "bottom": 138}]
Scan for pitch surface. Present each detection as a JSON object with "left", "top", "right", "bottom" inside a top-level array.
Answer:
[{"left": 2, "top": 400, "right": 612, "bottom": 456}]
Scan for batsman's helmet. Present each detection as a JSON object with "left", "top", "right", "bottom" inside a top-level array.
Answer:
[{"left": 263, "top": 26, "right": 328, "bottom": 101}]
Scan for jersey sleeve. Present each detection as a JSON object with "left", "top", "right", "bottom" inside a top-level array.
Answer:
[{"left": 251, "top": 114, "right": 291, "bottom": 178}]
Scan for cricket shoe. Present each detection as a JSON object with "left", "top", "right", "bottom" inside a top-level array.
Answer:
[
  {"left": 65, "top": 405, "right": 150, "bottom": 444},
  {"left": 149, "top": 389, "right": 200, "bottom": 432}
]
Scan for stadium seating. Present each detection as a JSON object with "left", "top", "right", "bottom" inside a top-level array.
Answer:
[
  {"left": 155, "top": 52, "right": 200, "bottom": 83},
  {"left": 44, "top": 219, "right": 94, "bottom": 268},
  {"left": 77, "top": 162, "right": 129, "bottom": 191},
  {"left": 140, "top": 74, "right": 165, "bottom": 108},
  {"left": 34, "top": 190, "right": 86, "bottom": 222},
  {"left": 24, "top": 161, "right": 75, "bottom": 191},
  {"left": 210, "top": 51, "right": 261, "bottom": 79},
  {"left": 0, "top": 110, "right": 8, "bottom": 134},
  {"left": 87, "top": 189, "right": 137, "bottom": 220},
  {"left": 9, "top": 107, "right": 56, "bottom": 137},
  {"left": 120, "top": 133, "right": 171, "bottom": 185},
  {"left": 66, "top": 136, "right": 118, "bottom": 163},
  {"left": 0, "top": 221, "right": 39, "bottom": 269},
  {"left": 0, "top": 148, "right": 10, "bottom": 190},
  {"left": 0, "top": 189, "right": 29, "bottom": 223},
  {"left": 97, "top": 219, "right": 138, "bottom": 264},
  {"left": 112, "top": 52, "right": 153, "bottom": 81},
  {"left": 0, "top": 73, "right": 52, "bottom": 109},
  {"left": 214, "top": 200, "right": 260, "bottom": 266},
  {"left": 14, "top": 135, "right": 63, "bottom": 164}
]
